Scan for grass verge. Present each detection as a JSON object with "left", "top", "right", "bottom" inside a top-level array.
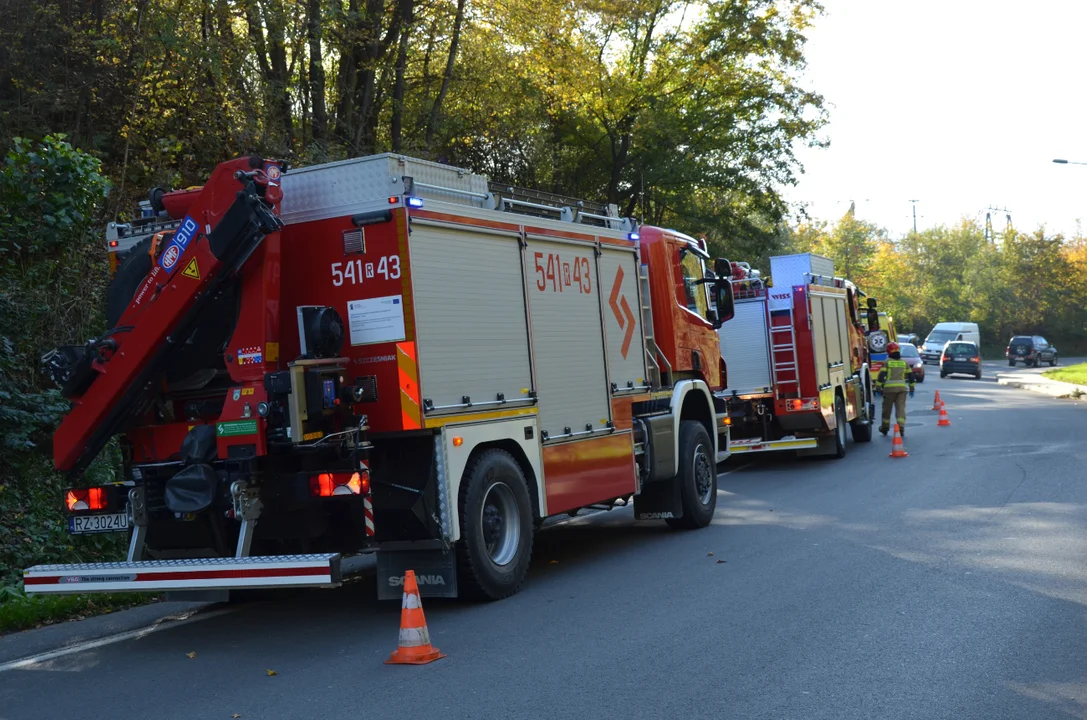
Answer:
[
  {"left": 0, "top": 585, "right": 157, "bottom": 636},
  {"left": 1042, "top": 362, "right": 1087, "bottom": 386}
]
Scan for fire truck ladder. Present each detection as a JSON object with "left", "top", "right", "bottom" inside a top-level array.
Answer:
[
  {"left": 770, "top": 306, "right": 799, "bottom": 393},
  {"left": 639, "top": 264, "right": 670, "bottom": 389}
]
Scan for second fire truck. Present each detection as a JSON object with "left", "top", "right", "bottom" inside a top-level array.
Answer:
[{"left": 717, "top": 253, "right": 880, "bottom": 457}]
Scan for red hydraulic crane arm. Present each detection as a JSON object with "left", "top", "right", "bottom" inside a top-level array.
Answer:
[{"left": 52, "top": 156, "right": 284, "bottom": 476}]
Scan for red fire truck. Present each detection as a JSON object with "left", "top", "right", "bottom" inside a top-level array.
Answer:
[
  {"left": 717, "top": 253, "right": 878, "bottom": 457},
  {"left": 27, "top": 154, "right": 738, "bottom": 600}
]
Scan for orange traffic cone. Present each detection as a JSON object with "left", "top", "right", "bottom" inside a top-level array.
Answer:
[
  {"left": 931, "top": 390, "right": 942, "bottom": 411},
  {"left": 385, "top": 570, "right": 446, "bottom": 665},
  {"left": 890, "top": 424, "right": 908, "bottom": 458},
  {"left": 937, "top": 402, "right": 951, "bottom": 427}
]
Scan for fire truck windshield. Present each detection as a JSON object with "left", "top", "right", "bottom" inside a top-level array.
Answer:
[{"left": 681, "top": 251, "right": 711, "bottom": 319}]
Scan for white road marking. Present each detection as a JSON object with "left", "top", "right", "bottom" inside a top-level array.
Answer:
[{"left": 0, "top": 605, "right": 242, "bottom": 673}]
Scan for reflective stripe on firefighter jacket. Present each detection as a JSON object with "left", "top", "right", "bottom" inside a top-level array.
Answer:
[{"left": 877, "top": 359, "right": 914, "bottom": 391}]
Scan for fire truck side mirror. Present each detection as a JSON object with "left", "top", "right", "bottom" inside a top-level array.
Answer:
[
  {"left": 867, "top": 307, "right": 880, "bottom": 331},
  {"left": 712, "top": 280, "right": 735, "bottom": 328}
]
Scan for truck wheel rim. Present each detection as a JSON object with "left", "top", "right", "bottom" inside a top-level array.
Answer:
[
  {"left": 481, "top": 481, "right": 520, "bottom": 566},
  {"left": 694, "top": 443, "right": 714, "bottom": 505}
]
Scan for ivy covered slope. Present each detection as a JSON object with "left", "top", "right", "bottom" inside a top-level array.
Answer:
[{"left": 0, "top": 135, "right": 139, "bottom": 629}]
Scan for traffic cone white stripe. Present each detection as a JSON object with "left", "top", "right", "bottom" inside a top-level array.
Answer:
[{"left": 398, "top": 626, "right": 431, "bottom": 648}]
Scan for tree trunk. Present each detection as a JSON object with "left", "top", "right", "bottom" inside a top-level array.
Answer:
[
  {"left": 390, "top": 0, "right": 412, "bottom": 151},
  {"left": 351, "top": 0, "right": 389, "bottom": 153},
  {"left": 333, "top": 0, "right": 361, "bottom": 143},
  {"left": 306, "top": 0, "right": 328, "bottom": 143},
  {"left": 425, "top": 0, "right": 466, "bottom": 148}
]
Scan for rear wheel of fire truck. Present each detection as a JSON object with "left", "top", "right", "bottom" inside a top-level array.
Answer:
[
  {"left": 833, "top": 395, "right": 848, "bottom": 458},
  {"left": 665, "top": 421, "right": 717, "bottom": 530},
  {"left": 457, "top": 449, "right": 534, "bottom": 600}
]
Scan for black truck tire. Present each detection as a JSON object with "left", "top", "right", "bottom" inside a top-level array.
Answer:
[
  {"left": 833, "top": 395, "right": 848, "bottom": 459},
  {"left": 107, "top": 238, "right": 154, "bottom": 328},
  {"left": 850, "top": 378, "right": 873, "bottom": 443},
  {"left": 456, "top": 448, "right": 534, "bottom": 600},
  {"left": 665, "top": 421, "right": 717, "bottom": 530}
]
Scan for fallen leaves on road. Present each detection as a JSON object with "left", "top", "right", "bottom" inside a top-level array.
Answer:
[
  {"left": 186, "top": 651, "right": 196, "bottom": 659},
  {"left": 266, "top": 669, "right": 278, "bottom": 676},
  {"left": 716, "top": 560, "right": 726, "bottom": 564},
  {"left": 707, "top": 552, "right": 714, "bottom": 557},
  {"left": 232, "top": 715, "right": 241, "bottom": 718}
]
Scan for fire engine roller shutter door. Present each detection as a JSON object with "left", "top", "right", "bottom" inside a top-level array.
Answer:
[
  {"left": 526, "top": 236, "right": 612, "bottom": 439},
  {"left": 408, "top": 223, "right": 533, "bottom": 410},
  {"left": 719, "top": 299, "right": 773, "bottom": 395},
  {"left": 810, "top": 294, "right": 830, "bottom": 388},
  {"left": 822, "top": 294, "right": 844, "bottom": 368},
  {"left": 597, "top": 246, "right": 648, "bottom": 393}
]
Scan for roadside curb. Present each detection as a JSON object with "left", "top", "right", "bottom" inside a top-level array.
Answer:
[{"left": 995, "top": 373, "right": 1087, "bottom": 398}]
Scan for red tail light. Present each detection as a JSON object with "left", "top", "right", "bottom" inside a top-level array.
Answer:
[
  {"left": 971, "top": 357, "right": 980, "bottom": 362},
  {"left": 65, "top": 488, "right": 107, "bottom": 512},
  {"left": 310, "top": 471, "right": 370, "bottom": 497}
]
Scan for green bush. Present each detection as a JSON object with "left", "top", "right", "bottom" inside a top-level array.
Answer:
[{"left": 0, "top": 135, "right": 125, "bottom": 602}]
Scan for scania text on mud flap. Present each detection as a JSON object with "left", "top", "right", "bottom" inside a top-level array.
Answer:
[
  {"left": 716, "top": 253, "right": 878, "bottom": 459},
  {"left": 27, "top": 153, "right": 742, "bottom": 600}
]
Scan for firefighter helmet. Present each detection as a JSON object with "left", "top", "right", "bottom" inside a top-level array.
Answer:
[{"left": 887, "top": 341, "right": 901, "bottom": 353}]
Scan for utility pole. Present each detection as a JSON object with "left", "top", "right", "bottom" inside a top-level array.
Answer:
[
  {"left": 986, "top": 206, "right": 1012, "bottom": 243},
  {"left": 908, "top": 199, "right": 920, "bottom": 234}
]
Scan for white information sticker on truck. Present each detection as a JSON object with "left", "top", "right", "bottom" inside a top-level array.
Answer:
[{"left": 348, "top": 295, "right": 406, "bottom": 346}]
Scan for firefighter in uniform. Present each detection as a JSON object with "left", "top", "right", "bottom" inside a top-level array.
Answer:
[{"left": 877, "top": 341, "right": 915, "bottom": 436}]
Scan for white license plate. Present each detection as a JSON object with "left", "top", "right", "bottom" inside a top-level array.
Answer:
[
  {"left": 69, "top": 513, "right": 129, "bottom": 535},
  {"left": 955, "top": 356, "right": 969, "bottom": 361}
]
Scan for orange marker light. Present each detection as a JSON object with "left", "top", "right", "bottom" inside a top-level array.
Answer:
[
  {"left": 452, "top": 436, "right": 464, "bottom": 447},
  {"left": 65, "top": 488, "right": 107, "bottom": 512},
  {"left": 388, "top": 196, "right": 399, "bottom": 204},
  {"left": 109, "top": 240, "right": 119, "bottom": 248}
]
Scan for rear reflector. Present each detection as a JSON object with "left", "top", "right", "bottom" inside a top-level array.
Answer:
[
  {"left": 310, "top": 471, "right": 370, "bottom": 497},
  {"left": 66, "top": 488, "right": 107, "bottom": 512}
]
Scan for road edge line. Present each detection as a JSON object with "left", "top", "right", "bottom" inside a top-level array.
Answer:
[{"left": 0, "top": 605, "right": 241, "bottom": 673}]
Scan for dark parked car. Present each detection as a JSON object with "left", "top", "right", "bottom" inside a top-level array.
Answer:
[
  {"left": 1006, "top": 335, "right": 1058, "bottom": 367},
  {"left": 898, "top": 342, "right": 925, "bottom": 383},
  {"left": 941, "top": 341, "right": 982, "bottom": 379},
  {"left": 897, "top": 333, "right": 921, "bottom": 347}
]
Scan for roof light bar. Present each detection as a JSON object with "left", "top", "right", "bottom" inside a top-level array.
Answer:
[{"left": 406, "top": 196, "right": 424, "bottom": 209}]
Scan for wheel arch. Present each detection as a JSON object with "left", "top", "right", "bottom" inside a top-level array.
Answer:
[
  {"left": 441, "top": 416, "right": 544, "bottom": 543},
  {"left": 671, "top": 380, "right": 717, "bottom": 467}
]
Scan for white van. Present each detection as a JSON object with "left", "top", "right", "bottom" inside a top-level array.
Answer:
[{"left": 920, "top": 322, "right": 981, "bottom": 364}]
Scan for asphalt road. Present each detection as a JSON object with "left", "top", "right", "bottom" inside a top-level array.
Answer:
[{"left": 4, "top": 368, "right": 1087, "bottom": 720}]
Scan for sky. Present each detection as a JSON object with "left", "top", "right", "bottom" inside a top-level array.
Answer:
[{"left": 787, "top": 0, "right": 1087, "bottom": 239}]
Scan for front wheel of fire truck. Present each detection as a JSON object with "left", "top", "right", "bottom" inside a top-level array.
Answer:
[
  {"left": 850, "top": 379, "right": 873, "bottom": 444},
  {"left": 665, "top": 421, "right": 717, "bottom": 530},
  {"left": 457, "top": 448, "right": 535, "bottom": 600}
]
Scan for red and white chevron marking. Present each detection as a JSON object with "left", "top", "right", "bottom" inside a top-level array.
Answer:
[{"left": 364, "top": 496, "right": 375, "bottom": 537}]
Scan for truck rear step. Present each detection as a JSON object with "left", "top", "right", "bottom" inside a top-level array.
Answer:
[
  {"left": 723, "top": 436, "right": 818, "bottom": 459},
  {"left": 23, "top": 554, "right": 340, "bottom": 595}
]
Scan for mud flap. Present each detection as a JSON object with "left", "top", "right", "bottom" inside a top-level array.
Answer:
[
  {"left": 633, "top": 477, "right": 683, "bottom": 521},
  {"left": 376, "top": 541, "right": 458, "bottom": 600}
]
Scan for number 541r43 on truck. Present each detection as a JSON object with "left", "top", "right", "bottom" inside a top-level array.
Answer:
[{"left": 28, "top": 153, "right": 749, "bottom": 600}]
